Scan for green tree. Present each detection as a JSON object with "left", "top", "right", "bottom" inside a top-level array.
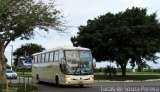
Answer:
[
  {"left": 0, "top": 0, "right": 65, "bottom": 84},
  {"left": 137, "top": 61, "right": 150, "bottom": 72},
  {"left": 71, "top": 7, "right": 160, "bottom": 77},
  {"left": 13, "top": 43, "right": 45, "bottom": 67}
]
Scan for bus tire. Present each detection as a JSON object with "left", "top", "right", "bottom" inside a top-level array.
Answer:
[
  {"left": 36, "top": 74, "right": 40, "bottom": 83},
  {"left": 79, "top": 84, "right": 84, "bottom": 88},
  {"left": 55, "top": 76, "right": 60, "bottom": 87}
]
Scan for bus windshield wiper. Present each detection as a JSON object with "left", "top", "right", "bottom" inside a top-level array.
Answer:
[{"left": 74, "top": 64, "right": 81, "bottom": 74}]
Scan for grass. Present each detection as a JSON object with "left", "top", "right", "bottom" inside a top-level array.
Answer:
[
  {"left": 96, "top": 71, "right": 160, "bottom": 75},
  {"left": 17, "top": 72, "right": 32, "bottom": 77},
  {"left": 126, "top": 72, "right": 160, "bottom": 75},
  {"left": 14, "top": 83, "right": 37, "bottom": 92},
  {"left": 94, "top": 75, "right": 160, "bottom": 81},
  {"left": 1, "top": 83, "right": 38, "bottom": 92},
  {"left": 16, "top": 72, "right": 160, "bottom": 81}
]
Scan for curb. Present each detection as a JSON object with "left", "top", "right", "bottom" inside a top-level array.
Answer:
[{"left": 95, "top": 79, "right": 160, "bottom": 83}]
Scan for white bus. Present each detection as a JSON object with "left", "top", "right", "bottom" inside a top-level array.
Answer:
[{"left": 32, "top": 46, "right": 95, "bottom": 87}]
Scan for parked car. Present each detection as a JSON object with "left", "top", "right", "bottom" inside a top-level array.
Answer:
[{"left": 6, "top": 69, "right": 17, "bottom": 79}]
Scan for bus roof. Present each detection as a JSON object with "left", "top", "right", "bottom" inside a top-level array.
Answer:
[{"left": 32, "top": 46, "right": 90, "bottom": 55}]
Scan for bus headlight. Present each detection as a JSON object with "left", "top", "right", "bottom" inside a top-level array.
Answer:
[
  {"left": 66, "top": 76, "right": 71, "bottom": 80},
  {"left": 90, "top": 76, "right": 94, "bottom": 80},
  {"left": 67, "top": 77, "right": 71, "bottom": 80}
]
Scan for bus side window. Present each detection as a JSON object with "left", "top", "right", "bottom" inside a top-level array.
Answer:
[
  {"left": 34, "top": 56, "right": 37, "bottom": 63},
  {"left": 59, "top": 50, "right": 66, "bottom": 73},
  {"left": 38, "top": 54, "right": 41, "bottom": 63},
  {"left": 49, "top": 52, "right": 54, "bottom": 62},
  {"left": 59, "top": 50, "right": 64, "bottom": 61},
  {"left": 42, "top": 54, "right": 45, "bottom": 63},
  {"left": 54, "top": 50, "right": 59, "bottom": 62},
  {"left": 45, "top": 53, "right": 49, "bottom": 62}
]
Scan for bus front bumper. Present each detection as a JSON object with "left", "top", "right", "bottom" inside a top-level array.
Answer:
[{"left": 64, "top": 78, "right": 94, "bottom": 85}]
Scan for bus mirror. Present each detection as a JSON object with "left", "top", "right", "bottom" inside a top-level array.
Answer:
[{"left": 93, "top": 58, "right": 96, "bottom": 68}]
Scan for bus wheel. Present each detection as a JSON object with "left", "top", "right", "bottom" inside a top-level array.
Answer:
[
  {"left": 79, "top": 84, "right": 84, "bottom": 88},
  {"left": 55, "top": 76, "right": 60, "bottom": 87},
  {"left": 36, "top": 74, "right": 40, "bottom": 83}
]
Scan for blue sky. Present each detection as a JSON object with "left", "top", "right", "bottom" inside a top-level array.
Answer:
[{"left": 5, "top": 0, "right": 160, "bottom": 68}]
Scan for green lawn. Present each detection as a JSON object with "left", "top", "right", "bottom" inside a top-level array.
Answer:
[
  {"left": 126, "top": 72, "right": 160, "bottom": 75},
  {"left": 16, "top": 72, "right": 160, "bottom": 81},
  {"left": 17, "top": 72, "right": 32, "bottom": 77},
  {"left": 94, "top": 75, "right": 160, "bottom": 81}
]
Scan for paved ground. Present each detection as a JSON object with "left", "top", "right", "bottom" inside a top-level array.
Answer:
[
  {"left": 7, "top": 77, "right": 31, "bottom": 84},
  {"left": 37, "top": 81, "right": 160, "bottom": 92},
  {"left": 7, "top": 78, "right": 160, "bottom": 92}
]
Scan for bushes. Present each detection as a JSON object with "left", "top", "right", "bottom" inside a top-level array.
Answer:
[
  {"left": 94, "top": 68, "right": 104, "bottom": 73},
  {"left": 103, "top": 66, "right": 117, "bottom": 77},
  {"left": 141, "top": 68, "right": 160, "bottom": 73},
  {"left": 7, "top": 66, "right": 31, "bottom": 72},
  {"left": 152, "top": 69, "right": 160, "bottom": 73}
]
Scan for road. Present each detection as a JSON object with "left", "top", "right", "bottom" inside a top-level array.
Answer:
[
  {"left": 7, "top": 78, "right": 160, "bottom": 92},
  {"left": 7, "top": 77, "right": 31, "bottom": 84},
  {"left": 37, "top": 81, "right": 160, "bottom": 92}
]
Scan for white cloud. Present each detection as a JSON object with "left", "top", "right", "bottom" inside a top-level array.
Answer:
[{"left": 129, "top": 0, "right": 150, "bottom": 8}]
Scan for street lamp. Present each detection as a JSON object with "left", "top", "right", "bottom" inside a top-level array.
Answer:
[{"left": 9, "top": 45, "right": 13, "bottom": 70}]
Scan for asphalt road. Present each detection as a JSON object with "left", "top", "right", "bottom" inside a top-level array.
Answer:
[
  {"left": 7, "top": 78, "right": 160, "bottom": 92},
  {"left": 7, "top": 77, "right": 31, "bottom": 84},
  {"left": 37, "top": 81, "right": 160, "bottom": 92}
]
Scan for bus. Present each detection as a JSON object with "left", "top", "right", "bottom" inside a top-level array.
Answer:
[{"left": 32, "top": 46, "right": 95, "bottom": 87}]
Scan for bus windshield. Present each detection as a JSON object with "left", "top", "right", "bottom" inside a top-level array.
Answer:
[{"left": 65, "top": 50, "right": 93, "bottom": 75}]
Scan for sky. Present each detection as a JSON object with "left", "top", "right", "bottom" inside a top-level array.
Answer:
[{"left": 5, "top": 0, "right": 160, "bottom": 68}]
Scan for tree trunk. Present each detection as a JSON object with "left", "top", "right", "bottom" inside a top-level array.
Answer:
[
  {"left": 137, "top": 65, "right": 142, "bottom": 72},
  {"left": 120, "top": 64, "right": 127, "bottom": 77},
  {"left": 0, "top": 44, "right": 6, "bottom": 85}
]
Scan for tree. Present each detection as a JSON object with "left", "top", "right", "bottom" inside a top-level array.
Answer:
[
  {"left": 137, "top": 61, "right": 150, "bottom": 72},
  {"left": 0, "top": 0, "right": 65, "bottom": 84},
  {"left": 71, "top": 7, "right": 160, "bottom": 77},
  {"left": 13, "top": 43, "right": 45, "bottom": 67}
]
